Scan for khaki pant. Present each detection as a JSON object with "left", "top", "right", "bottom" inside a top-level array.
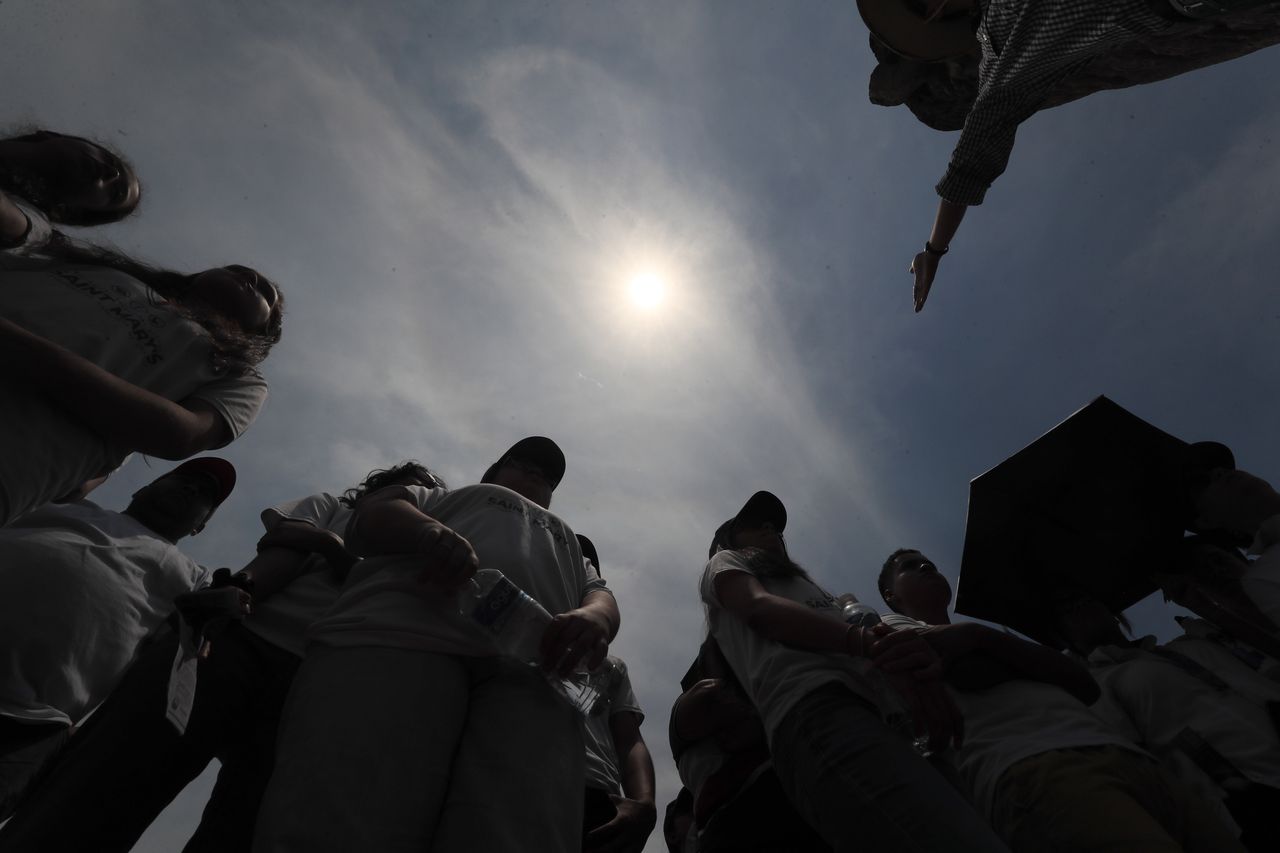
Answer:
[{"left": 992, "top": 745, "right": 1245, "bottom": 853}]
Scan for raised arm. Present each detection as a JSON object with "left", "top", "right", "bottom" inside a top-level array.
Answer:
[{"left": 0, "top": 316, "right": 232, "bottom": 458}]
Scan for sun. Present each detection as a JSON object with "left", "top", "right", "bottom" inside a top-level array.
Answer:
[{"left": 627, "top": 272, "right": 666, "bottom": 310}]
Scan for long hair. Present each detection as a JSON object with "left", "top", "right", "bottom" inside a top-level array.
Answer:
[
  {"left": 340, "top": 461, "right": 446, "bottom": 508},
  {"left": 37, "top": 232, "right": 284, "bottom": 377},
  {"left": 735, "top": 546, "right": 811, "bottom": 581},
  {"left": 0, "top": 129, "right": 141, "bottom": 226}
]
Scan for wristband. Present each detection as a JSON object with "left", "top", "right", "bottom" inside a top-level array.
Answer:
[{"left": 924, "top": 240, "right": 949, "bottom": 257}]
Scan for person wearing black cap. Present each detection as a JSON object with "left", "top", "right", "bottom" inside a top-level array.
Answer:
[
  {"left": 699, "top": 491, "right": 1008, "bottom": 853},
  {"left": 0, "top": 457, "right": 239, "bottom": 821},
  {"left": 255, "top": 437, "right": 619, "bottom": 853}
]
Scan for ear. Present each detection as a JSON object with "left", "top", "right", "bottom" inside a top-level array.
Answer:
[{"left": 190, "top": 520, "right": 207, "bottom": 536}]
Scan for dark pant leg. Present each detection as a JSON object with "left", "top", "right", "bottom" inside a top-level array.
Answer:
[
  {"left": 182, "top": 630, "right": 301, "bottom": 853},
  {"left": 0, "top": 628, "right": 208, "bottom": 851},
  {"left": 0, "top": 719, "right": 69, "bottom": 822},
  {"left": 1226, "top": 783, "right": 1280, "bottom": 853},
  {"left": 0, "top": 625, "right": 256, "bottom": 852},
  {"left": 583, "top": 786, "right": 619, "bottom": 844}
]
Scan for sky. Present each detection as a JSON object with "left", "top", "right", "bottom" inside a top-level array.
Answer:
[{"left": 4, "top": 2, "right": 1279, "bottom": 850}]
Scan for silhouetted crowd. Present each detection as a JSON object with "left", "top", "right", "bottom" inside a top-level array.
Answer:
[{"left": 4, "top": 5, "right": 1280, "bottom": 841}]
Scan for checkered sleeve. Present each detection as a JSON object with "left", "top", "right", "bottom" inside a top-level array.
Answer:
[{"left": 937, "top": 0, "right": 1174, "bottom": 206}]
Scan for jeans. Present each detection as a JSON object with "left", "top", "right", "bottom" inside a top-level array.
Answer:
[{"left": 769, "top": 684, "right": 1010, "bottom": 853}]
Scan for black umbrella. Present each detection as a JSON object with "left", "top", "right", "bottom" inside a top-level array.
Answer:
[{"left": 955, "top": 396, "right": 1195, "bottom": 646}]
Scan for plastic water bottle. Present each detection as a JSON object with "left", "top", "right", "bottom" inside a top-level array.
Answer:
[
  {"left": 842, "top": 599, "right": 882, "bottom": 627},
  {"left": 460, "top": 569, "right": 551, "bottom": 664},
  {"left": 459, "top": 568, "right": 612, "bottom": 715}
]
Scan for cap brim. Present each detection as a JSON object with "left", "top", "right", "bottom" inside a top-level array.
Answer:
[
  {"left": 708, "top": 491, "right": 788, "bottom": 558},
  {"left": 500, "top": 436, "right": 566, "bottom": 488}
]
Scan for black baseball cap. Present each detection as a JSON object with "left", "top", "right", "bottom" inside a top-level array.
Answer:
[
  {"left": 493, "top": 436, "right": 566, "bottom": 489},
  {"left": 708, "top": 491, "right": 787, "bottom": 558}
]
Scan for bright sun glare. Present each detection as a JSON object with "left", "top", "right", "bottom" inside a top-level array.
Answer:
[{"left": 628, "top": 272, "right": 666, "bottom": 310}]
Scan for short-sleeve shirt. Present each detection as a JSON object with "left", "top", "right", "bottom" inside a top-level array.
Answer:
[
  {"left": 0, "top": 250, "right": 268, "bottom": 524},
  {"left": 0, "top": 501, "right": 207, "bottom": 726},
  {"left": 882, "top": 613, "right": 1140, "bottom": 818},
  {"left": 309, "top": 483, "right": 609, "bottom": 655},
  {"left": 699, "top": 550, "right": 887, "bottom": 743},
  {"left": 583, "top": 655, "right": 645, "bottom": 794},
  {"left": 243, "top": 492, "right": 352, "bottom": 658},
  {"left": 1089, "top": 638, "right": 1280, "bottom": 790}
]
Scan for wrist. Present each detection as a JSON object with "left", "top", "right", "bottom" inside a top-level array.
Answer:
[{"left": 924, "top": 240, "right": 949, "bottom": 257}]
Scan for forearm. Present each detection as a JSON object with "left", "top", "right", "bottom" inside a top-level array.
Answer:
[
  {"left": 580, "top": 589, "right": 620, "bottom": 640},
  {"left": 743, "top": 595, "right": 859, "bottom": 655},
  {"left": 238, "top": 547, "right": 311, "bottom": 600},
  {"left": 975, "top": 627, "right": 1100, "bottom": 704},
  {"left": 928, "top": 200, "right": 968, "bottom": 249},
  {"left": 617, "top": 736, "right": 656, "bottom": 806},
  {"left": 258, "top": 521, "right": 354, "bottom": 576},
  {"left": 349, "top": 493, "right": 436, "bottom": 556},
  {"left": 0, "top": 318, "right": 223, "bottom": 458}
]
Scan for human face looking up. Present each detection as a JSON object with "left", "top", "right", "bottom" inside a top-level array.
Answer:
[
  {"left": 888, "top": 551, "right": 952, "bottom": 617},
  {"left": 189, "top": 265, "right": 280, "bottom": 334},
  {"left": 491, "top": 457, "right": 553, "bottom": 509},
  {"left": 2, "top": 132, "right": 141, "bottom": 225},
  {"left": 731, "top": 520, "right": 786, "bottom": 556}
]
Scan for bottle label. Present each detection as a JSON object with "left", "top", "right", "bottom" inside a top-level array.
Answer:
[{"left": 473, "top": 575, "right": 520, "bottom": 634}]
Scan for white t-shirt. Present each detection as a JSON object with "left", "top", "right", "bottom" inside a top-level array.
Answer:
[
  {"left": 583, "top": 656, "right": 644, "bottom": 794},
  {"left": 0, "top": 501, "right": 207, "bottom": 726},
  {"left": 1166, "top": 618, "right": 1280, "bottom": 707},
  {"left": 309, "top": 484, "right": 610, "bottom": 654},
  {"left": 1089, "top": 639, "right": 1280, "bottom": 789},
  {"left": 882, "top": 614, "right": 1140, "bottom": 818},
  {"left": 0, "top": 247, "right": 268, "bottom": 525},
  {"left": 1244, "top": 514, "right": 1280, "bottom": 627},
  {"left": 699, "top": 550, "right": 887, "bottom": 743},
  {"left": 243, "top": 492, "right": 352, "bottom": 658}
]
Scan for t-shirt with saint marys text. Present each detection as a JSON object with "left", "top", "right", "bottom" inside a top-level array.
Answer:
[{"left": 0, "top": 234, "right": 267, "bottom": 524}]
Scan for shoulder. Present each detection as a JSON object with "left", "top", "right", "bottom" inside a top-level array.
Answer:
[{"left": 880, "top": 613, "right": 928, "bottom": 631}]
